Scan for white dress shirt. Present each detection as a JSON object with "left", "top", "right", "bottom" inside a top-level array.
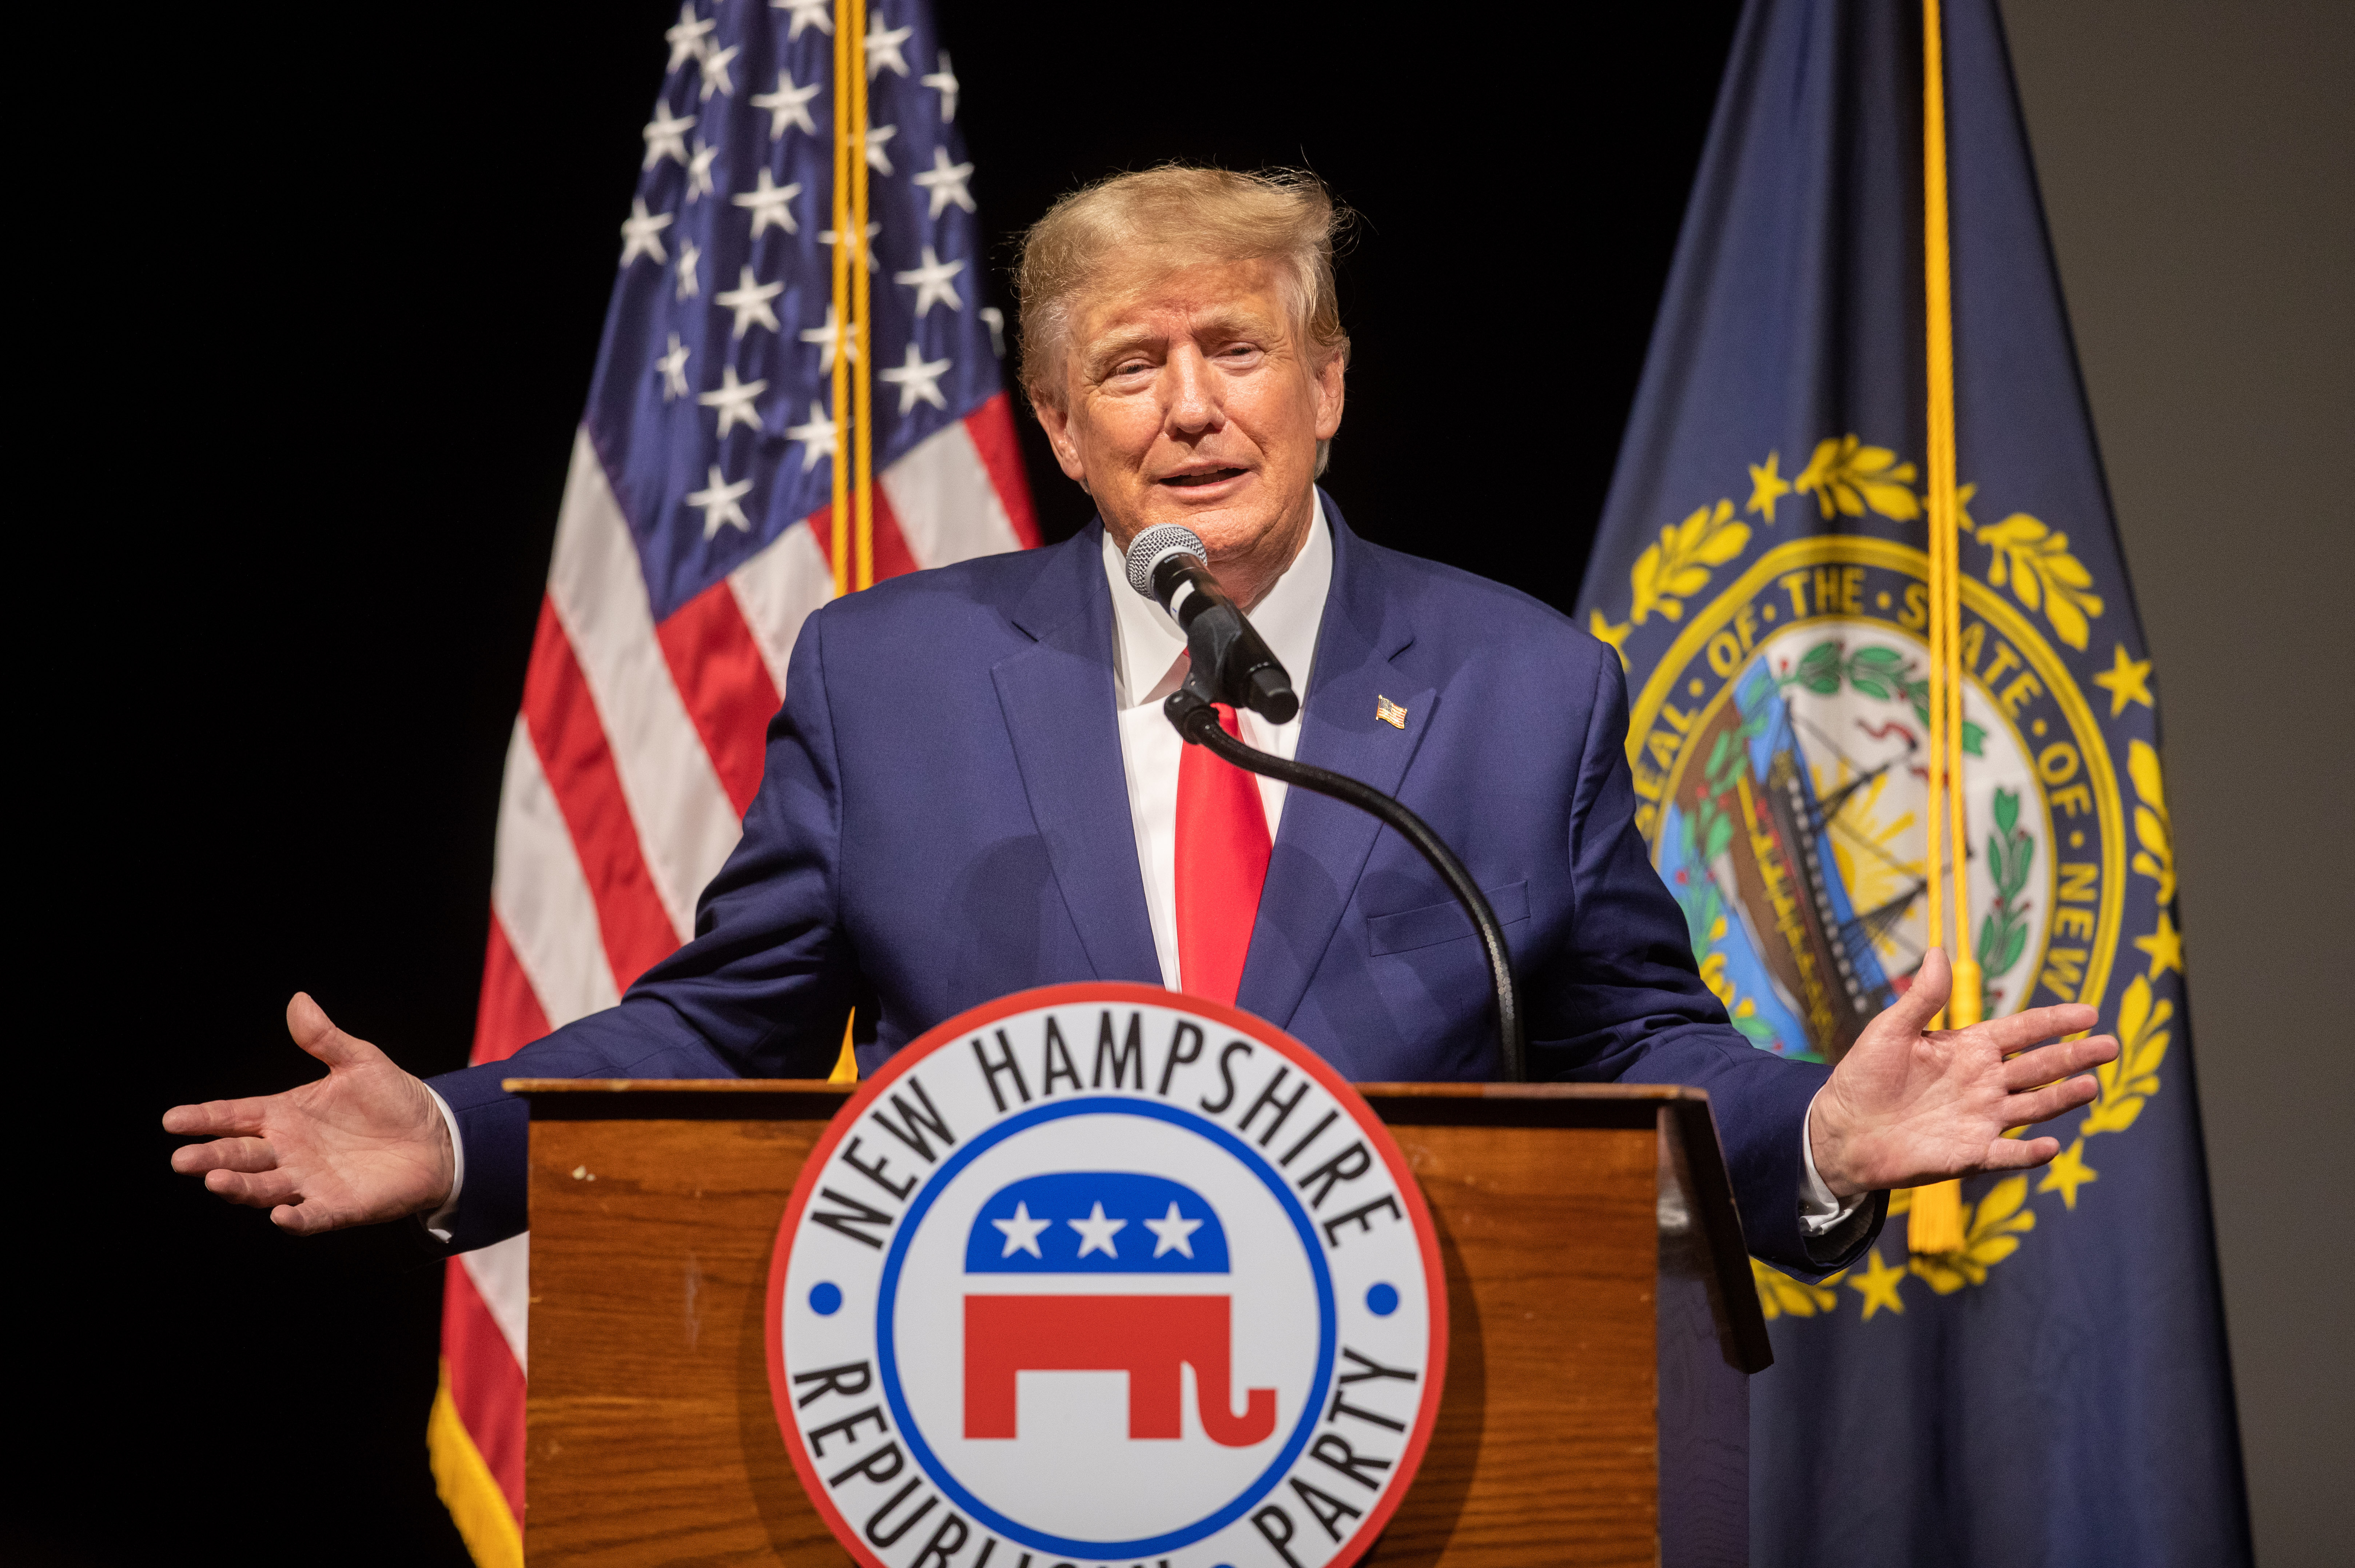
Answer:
[
  {"left": 1102, "top": 496, "right": 1333, "bottom": 991},
  {"left": 432, "top": 501, "right": 1860, "bottom": 1246}
]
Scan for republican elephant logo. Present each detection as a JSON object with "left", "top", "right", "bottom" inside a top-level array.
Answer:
[{"left": 960, "top": 1172, "right": 1276, "bottom": 1446}]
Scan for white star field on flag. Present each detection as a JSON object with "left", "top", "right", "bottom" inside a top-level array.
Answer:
[
  {"left": 921, "top": 51, "right": 958, "bottom": 121},
  {"left": 752, "top": 71, "right": 822, "bottom": 139},
  {"left": 715, "top": 265, "right": 784, "bottom": 337},
  {"left": 596, "top": 0, "right": 1013, "bottom": 576},
  {"left": 698, "top": 42, "right": 740, "bottom": 100},
  {"left": 774, "top": 0, "right": 832, "bottom": 42},
  {"left": 865, "top": 21, "right": 915, "bottom": 79},
  {"left": 665, "top": 4, "right": 715, "bottom": 70},
  {"left": 620, "top": 198, "right": 673, "bottom": 265},
  {"left": 912, "top": 146, "right": 975, "bottom": 217},
  {"left": 686, "top": 138, "right": 719, "bottom": 202},
  {"left": 642, "top": 102, "right": 696, "bottom": 168},
  {"left": 800, "top": 303, "right": 860, "bottom": 371},
  {"left": 819, "top": 216, "right": 883, "bottom": 273},
  {"left": 698, "top": 364, "right": 767, "bottom": 437},
  {"left": 684, "top": 464, "right": 754, "bottom": 537},
  {"left": 656, "top": 332, "right": 692, "bottom": 400},
  {"left": 785, "top": 399, "right": 838, "bottom": 470},
  {"left": 732, "top": 168, "right": 802, "bottom": 237},
  {"left": 880, "top": 342, "right": 952, "bottom": 412},
  {"left": 441, "top": 1, "right": 1037, "bottom": 1525},
  {"left": 895, "top": 245, "right": 964, "bottom": 316}
]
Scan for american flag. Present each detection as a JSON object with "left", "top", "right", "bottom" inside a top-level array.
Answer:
[{"left": 424, "top": 2, "right": 1035, "bottom": 1556}]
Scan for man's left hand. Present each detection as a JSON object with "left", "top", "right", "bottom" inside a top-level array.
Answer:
[{"left": 1809, "top": 947, "right": 2121, "bottom": 1200}]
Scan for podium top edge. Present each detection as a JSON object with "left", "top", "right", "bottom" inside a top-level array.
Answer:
[
  {"left": 503, "top": 1080, "right": 1713, "bottom": 1125},
  {"left": 1352, "top": 1082, "right": 1706, "bottom": 1101},
  {"left": 504, "top": 1078, "right": 853, "bottom": 1094},
  {"left": 502, "top": 1078, "right": 1705, "bottom": 1100}
]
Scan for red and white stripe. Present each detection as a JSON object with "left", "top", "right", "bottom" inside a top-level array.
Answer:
[{"left": 436, "top": 395, "right": 1037, "bottom": 1549}]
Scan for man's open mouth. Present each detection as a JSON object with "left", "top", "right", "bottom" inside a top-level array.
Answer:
[{"left": 1160, "top": 468, "right": 1246, "bottom": 487}]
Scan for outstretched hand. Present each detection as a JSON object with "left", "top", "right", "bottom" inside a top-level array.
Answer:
[
  {"left": 1809, "top": 949, "right": 2120, "bottom": 1200},
  {"left": 164, "top": 994, "right": 454, "bottom": 1235}
]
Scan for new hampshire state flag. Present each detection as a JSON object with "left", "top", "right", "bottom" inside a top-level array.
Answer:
[{"left": 1574, "top": 1, "right": 2250, "bottom": 1562}]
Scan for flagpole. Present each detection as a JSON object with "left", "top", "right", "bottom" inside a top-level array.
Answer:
[
  {"left": 827, "top": 0, "right": 862, "bottom": 1085},
  {"left": 828, "top": 0, "right": 853, "bottom": 602},
  {"left": 849, "top": 0, "right": 875, "bottom": 594},
  {"left": 1912, "top": 0, "right": 1972, "bottom": 1255}
]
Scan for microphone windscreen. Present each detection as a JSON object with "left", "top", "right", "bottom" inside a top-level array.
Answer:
[{"left": 1125, "top": 524, "right": 1207, "bottom": 601}]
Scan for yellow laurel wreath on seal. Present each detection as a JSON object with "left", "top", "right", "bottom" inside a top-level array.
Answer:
[
  {"left": 1794, "top": 435, "right": 1922, "bottom": 521},
  {"left": 1592, "top": 434, "right": 2105, "bottom": 665},
  {"left": 1628, "top": 499, "right": 1752, "bottom": 627},
  {"left": 1977, "top": 512, "right": 2106, "bottom": 650}
]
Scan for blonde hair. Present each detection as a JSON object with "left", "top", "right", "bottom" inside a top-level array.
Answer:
[{"left": 1015, "top": 165, "right": 1353, "bottom": 413}]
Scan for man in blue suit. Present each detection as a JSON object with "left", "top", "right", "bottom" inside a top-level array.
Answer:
[{"left": 167, "top": 168, "right": 2117, "bottom": 1274}]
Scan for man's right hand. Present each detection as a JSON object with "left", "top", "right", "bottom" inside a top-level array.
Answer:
[{"left": 164, "top": 993, "right": 456, "bottom": 1236}]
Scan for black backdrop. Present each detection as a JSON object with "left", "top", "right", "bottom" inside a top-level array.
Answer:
[{"left": 58, "top": 4, "right": 1739, "bottom": 1562}]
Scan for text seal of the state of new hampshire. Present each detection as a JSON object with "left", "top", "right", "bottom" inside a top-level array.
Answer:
[{"left": 767, "top": 983, "right": 1449, "bottom": 1568}]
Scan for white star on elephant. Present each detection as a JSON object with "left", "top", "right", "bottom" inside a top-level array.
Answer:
[
  {"left": 992, "top": 1201, "right": 1050, "bottom": 1258},
  {"left": 1067, "top": 1202, "right": 1127, "bottom": 1260},
  {"left": 1143, "top": 1202, "right": 1202, "bottom": 1258}
]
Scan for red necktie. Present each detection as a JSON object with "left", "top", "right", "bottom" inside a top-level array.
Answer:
[{"left": 1175, "top": 703, "right": 1272, "bottom": 1005}]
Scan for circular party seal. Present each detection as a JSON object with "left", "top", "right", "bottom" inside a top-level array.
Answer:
[{"left": 766, "top": 982, "right": 1448, "bottom": 1568}]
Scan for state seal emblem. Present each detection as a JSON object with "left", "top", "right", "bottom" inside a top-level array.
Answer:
[
  {"left": 767, "top": 983, "right": 1448, "bottom": 1568},
  {"left": 1587, "top": 434, "right": 2173, "bottom": 1318}
]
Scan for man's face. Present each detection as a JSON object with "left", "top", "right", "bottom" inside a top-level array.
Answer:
[{"left": 1033, "top": 257, "right": 1344, "bottom": 605}]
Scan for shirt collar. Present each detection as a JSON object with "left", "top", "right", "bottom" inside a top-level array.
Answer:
[{"left": 1100, "top": 494, "right": 1333, "bottom": 710}]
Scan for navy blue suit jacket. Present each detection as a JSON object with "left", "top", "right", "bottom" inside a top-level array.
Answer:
[{"left": 429, "top": 500, "right": 1880, "bottom": 1271}]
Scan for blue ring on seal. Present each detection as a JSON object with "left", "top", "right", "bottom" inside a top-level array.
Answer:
[{"left": 873, "top": 1094, "right": 1340, "bottom": 1559}]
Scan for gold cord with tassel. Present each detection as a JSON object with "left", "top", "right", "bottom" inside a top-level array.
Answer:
[{"left": 1910, "top": 0, "right": 1969, "bottom": 1255}]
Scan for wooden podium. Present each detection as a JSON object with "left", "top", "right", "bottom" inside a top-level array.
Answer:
[{"left": 510, "top": 1078, "right": 1768, "bottom": 1567}]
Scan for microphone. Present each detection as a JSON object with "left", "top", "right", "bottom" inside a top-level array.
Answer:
[{"left": 1123, "top": 524, "right": 1300, "bottom": 724}]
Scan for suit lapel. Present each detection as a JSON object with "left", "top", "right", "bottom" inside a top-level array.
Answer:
[
  {"left": 1238, "top": 505, "right": 1436, "bottom": 1030},
  {"left": 991, "top": 526, "right": 1163, "bottom": 985}
]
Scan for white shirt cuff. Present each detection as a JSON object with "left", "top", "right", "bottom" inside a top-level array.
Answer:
[
  {"left": 1798, "top": 1086, "right": 1867, "bottom": 1237},
  {"left": 422, "top": 1085, "right": 466, "bottom": 1244}
]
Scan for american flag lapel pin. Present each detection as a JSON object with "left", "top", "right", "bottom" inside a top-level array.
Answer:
[{"left": 1376, "top": 695, "right": 1408, "bottom": 729}]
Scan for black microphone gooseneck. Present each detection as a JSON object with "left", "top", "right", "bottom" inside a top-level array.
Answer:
[{"left": 1125, "top": 524, "right": 1528, "bottom": 1084}]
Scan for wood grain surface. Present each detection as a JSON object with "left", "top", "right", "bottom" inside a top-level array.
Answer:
[
  {"left": 527, "top": 1110, "right": 841, "bottom": 1565},
  {"left": 518, "top": 1080, "right": 1752, "bottom": 1566},
  {"left": 1361, "top": 1118, "right": 1659, "bottom": 1567}
]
